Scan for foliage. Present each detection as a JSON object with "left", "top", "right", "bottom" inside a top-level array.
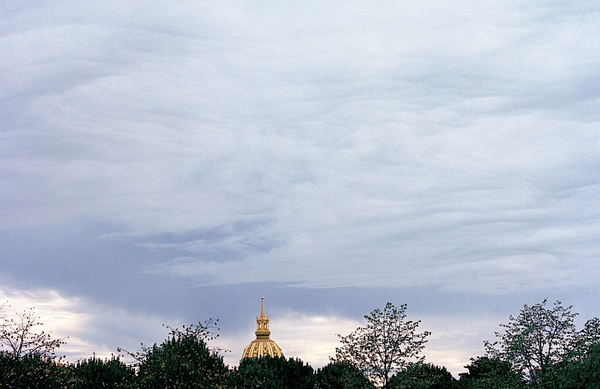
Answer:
[
  {"left": 388, "top": 363, "right": 456, "bottom": 389},
  {"left": 129, "top": 320, "right": 229, "bottom": 388},
  {"left": 0, "top": 306, "right": 66, "bottom": 359},
  {"left": 0, "top": 352, "right": 73, "bottom": 388},
  {"left": 484, "top": 299, "right": 578, "bottom": 386},
  {"left": 334, "top": 302, "right": 430, "bottom": 388},
  {"left": 70, "top": 355, "right": 136, "bottom": 388},
  {"left": 3, "top": 298, "right": 597, "bottom": 388},
  {"left": 537, "top": 341, "right": 600, "bottom": 389},
  {"left": 563, "top": 342, "right": 600, "bottom": 388},
  {"left": 575, "top": 317, "right": 600, "bottom": 355},
  {"left": 228, "top": 355, "right": 314, "bottom": 389},
  {"left": 388, "top": 363, "right": 455, "bottom": 389},
  {"left": 315, "top": 361, "right": 376, "bottom": 389},
  {"left": 457, "top": 357, "right": 525, "bottom": 389}
]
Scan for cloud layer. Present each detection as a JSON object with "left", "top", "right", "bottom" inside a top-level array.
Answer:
[{"left": 1, "top": 0, "right": 599, "bottom": 374}]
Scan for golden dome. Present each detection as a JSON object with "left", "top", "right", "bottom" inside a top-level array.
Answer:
[{"left": 241, "top": 297, "right": 284, "bottom": 359}]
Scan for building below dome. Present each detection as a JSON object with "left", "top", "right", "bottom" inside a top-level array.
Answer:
[{"left": 241, "top": 297, "right": 284, "bottom": 360}]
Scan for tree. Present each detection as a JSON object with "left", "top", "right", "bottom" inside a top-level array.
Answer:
[
  {"left": 576, "top": 317, "right": 600, "bottom": 355},
  {"left": 228, "top": 356, "right": 315, "bottom": 389},
  {"left": 557, "top": 342, "right": 600, "bottom": 389},
  {"left": 70, "top": 355, "right": 136, "bottom": 388},
  {"left": 544, "top": 319, "right": 600, "bottom": 389},
  {"left": 458, "top": 357, "right": 525, "bottom": 389},
  {"left": 126, "top": 320, "right": 229, "bottom": 388},
  {"left": 0, "top": 352, "right": 73, "bottom": 388},
  {"left": 315, "top": 361, "right": 376, "bottom": 389},
  {"left": 388, "top": 363, "right": 456, "bottom": 389},
  {"left": 0, "top": 306, "right": 66, "bottom": 359},
  {"left": 0, "top": 304, "right": 70, "bottom": 387},
  {"left": 484, "top": 299, "right": 579, "bottom": 386},
  {"left": 334, "top": 302, "right": 430, "bottom": 388}
]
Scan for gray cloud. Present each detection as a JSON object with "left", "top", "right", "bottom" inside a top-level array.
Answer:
[{"left": 1, "top": 0, "right": 599, "bottom": 373}]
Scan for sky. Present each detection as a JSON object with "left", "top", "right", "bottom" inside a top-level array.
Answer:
[{"left": 1, "top": 0, "right": 599, "bottom": 375}]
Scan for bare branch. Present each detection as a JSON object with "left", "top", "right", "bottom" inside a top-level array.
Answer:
[{"left": 0, "top": 306, "right": 66, "bottom": 359}]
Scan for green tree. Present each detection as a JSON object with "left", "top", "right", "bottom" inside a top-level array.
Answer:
[
  {"left": 543, "top": 325, "right": 600, "bottom": 389},
  {"left": 315, "top": 361, "right": 375, "bottom": 389},
  {"left": 127, "top": 320, "right": 229, "bottom": 389},
  {"left": 228, "top": 355, "right": 314, "bottom": 389},
  {"left": 0, "top": 305, "right": 71, "bottom": 388},
  {"left": 0, "top": 352, "right": 73, "bottom": 388},
  {"left": 458, "top": 357, "right": 525, "bottom": 389},
  {"left": 559, "top": 342, "right": 600, "bottom": 389},
  {"left": 576, "top": 317, "right": 600, "bottom": 355},
  {"left": 334, "top": 302, "right": 430, "bottom": 388},
  {"left": 484, "top": 299, "right": 579, "bottom": 386},
  {"left": 70, "top": 355, "right": 136, "bottom": 388},
  {"left": 388, "top": 363, "right": 456, "bottom": 389}
]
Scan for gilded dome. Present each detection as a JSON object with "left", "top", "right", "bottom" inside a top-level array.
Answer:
[{"left": 241, "top": 297, "right": 284, "bottom": 359}]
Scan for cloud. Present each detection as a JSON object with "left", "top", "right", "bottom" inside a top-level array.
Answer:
[
  {"left": 1, "top": 0, "right": 599, "bottom": 376},
  {"left": 420, "top": 313, "right": 504, "bottom": 375},
  {"left": 271, "top": 313, "right": 361, "bottom": 368},
  {"left": 0, "top": 286, "right": 180, "bottom": 361}
]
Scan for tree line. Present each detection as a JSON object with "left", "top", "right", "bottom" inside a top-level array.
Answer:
[{"left": 1, "top": 299, "right": 599, "bottom": 388}]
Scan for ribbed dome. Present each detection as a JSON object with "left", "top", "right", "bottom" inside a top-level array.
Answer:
[
  {"left": 241, "top": 297, "right": 284, "bottom": 360},
  {"left": 242, "top": 338, "right": 284, "bottom": 359}
]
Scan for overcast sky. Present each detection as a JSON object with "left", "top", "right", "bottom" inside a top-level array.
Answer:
[{"left": 1, "top": 0, "right": 599, "bottom": 374}]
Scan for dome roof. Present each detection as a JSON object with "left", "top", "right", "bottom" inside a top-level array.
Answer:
[
  {"left": 242, "top": 338, "right": 284, "bottom": 359},
  {"left": 241, "top": 297, "right": 284, "bottom": 360}
]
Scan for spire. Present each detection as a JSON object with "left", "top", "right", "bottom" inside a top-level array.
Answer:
[{"left": 255, "top": 296, "right": 270, "bottom": 339}]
